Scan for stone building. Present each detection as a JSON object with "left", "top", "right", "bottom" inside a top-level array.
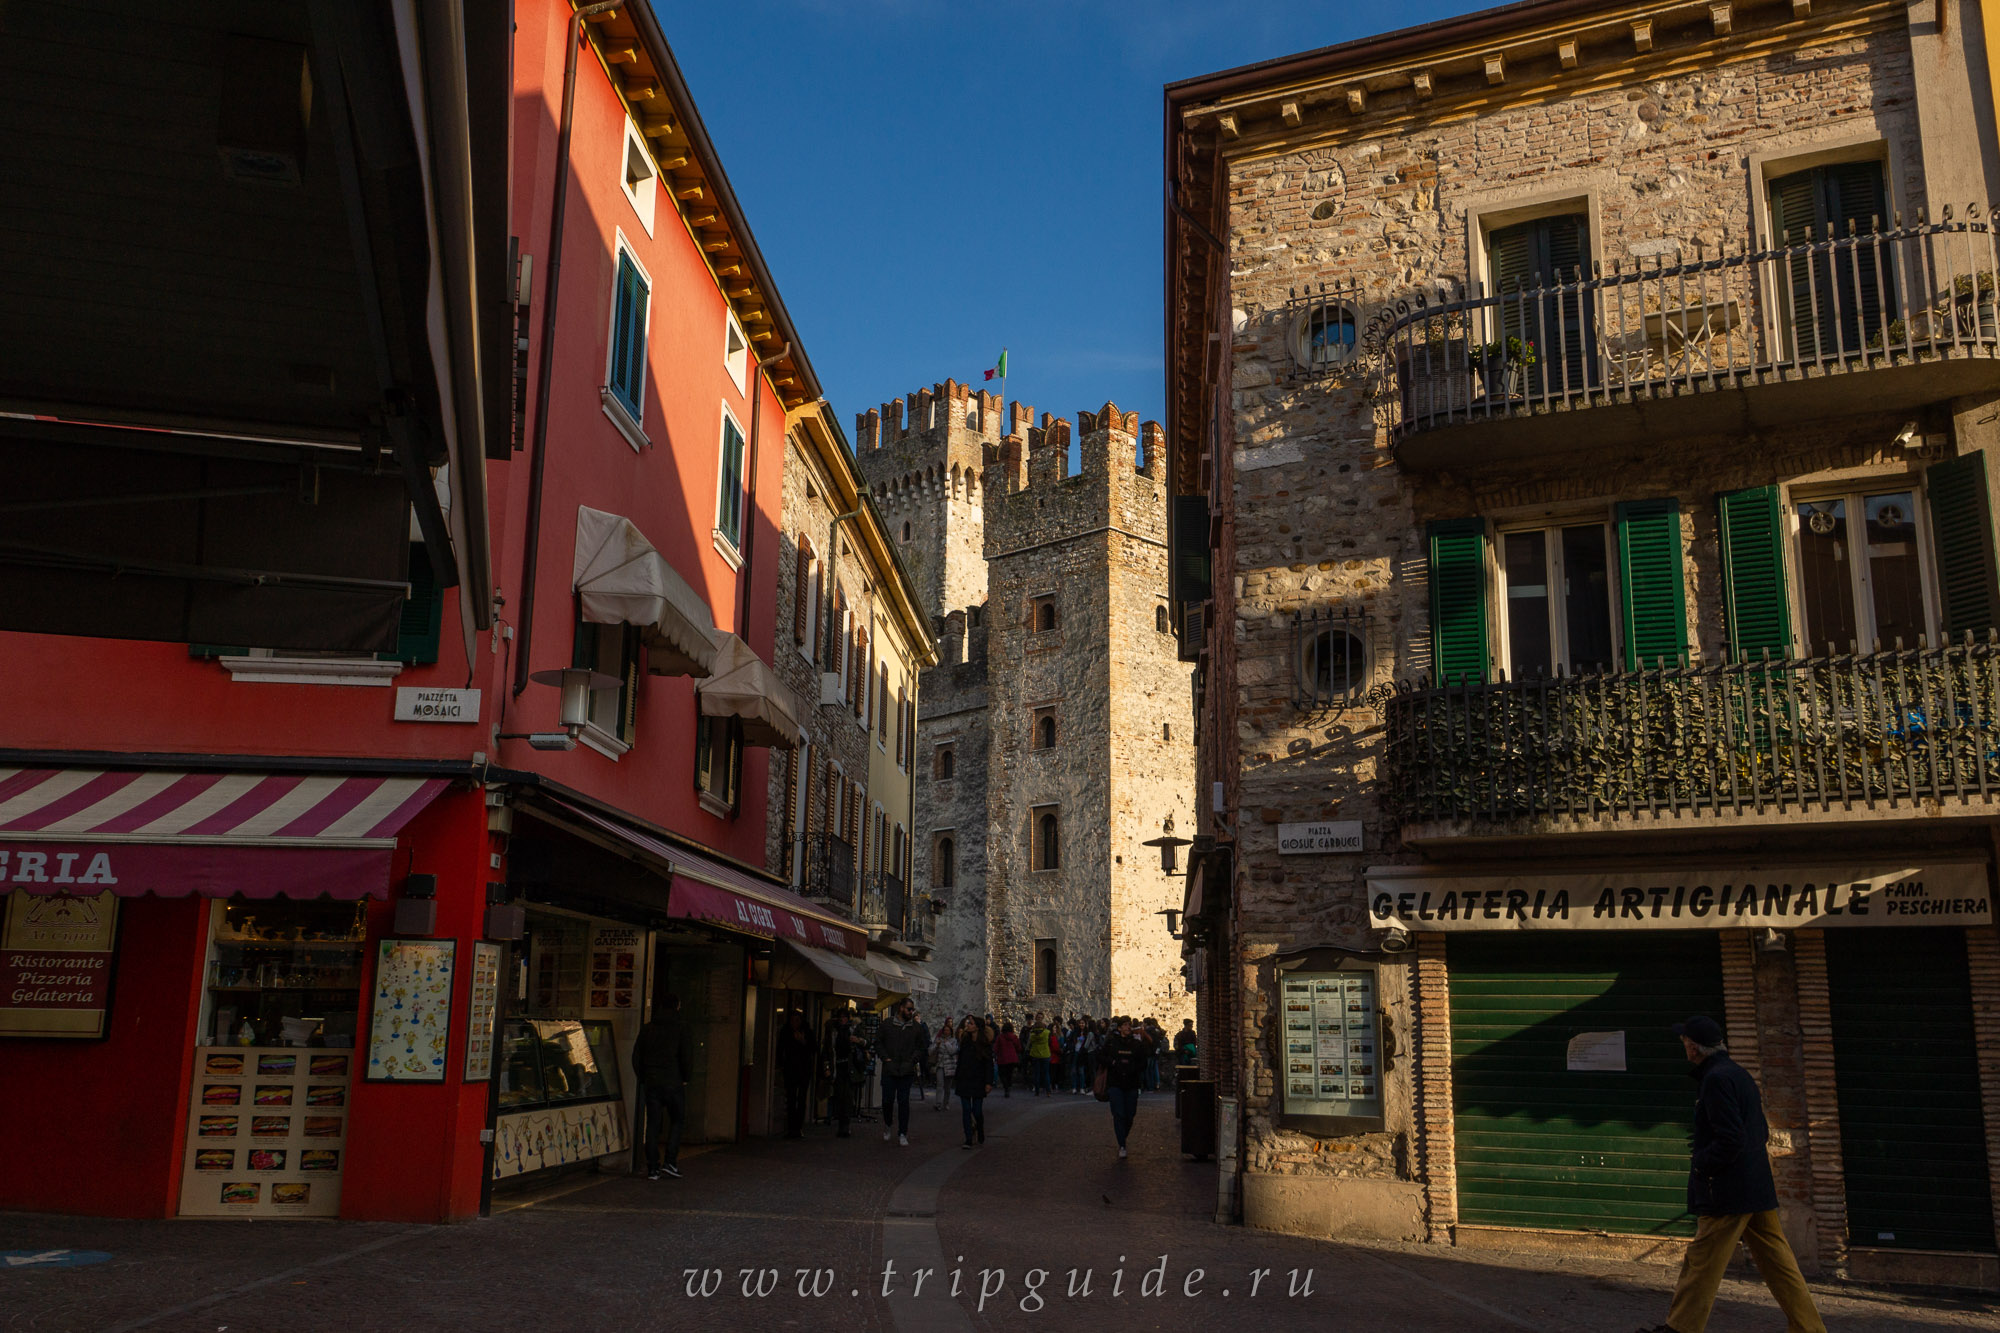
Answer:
[
  {"left": 1166, "top": 0, "right": 2000, "bottom": 1288},
  {"left": 857, "top": 381, "right": 1197, "bottom": 1026},
  {"left": 766, "top": 401, "right": 938, "bottom": 994}
]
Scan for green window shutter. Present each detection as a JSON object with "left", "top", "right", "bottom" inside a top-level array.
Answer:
[
  {"left": 609, "top": 253, "right": 647, "bottom": 417},
  {"left": 1927, "top": 451, "right": 2000, "bottom": 638},
  {"left": 1616, "top": 499, "right": 1689, "bottom": 669},
  {"left": 1172, "top": 494, "right": 1212, "bottom": 605},
  {"left": 1717, "top": 485, "right": 1792, "bottom": 660},
  {"left": 392, "top": 545, "right": 443, "bottom": 665},
  {"left": 1427, "top": 517, "right": 1488, "bottom": 685}
]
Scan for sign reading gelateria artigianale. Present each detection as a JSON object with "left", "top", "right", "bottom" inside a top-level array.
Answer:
[{"left": 1365, "top": 863, "right": 1992, "bottom": 931}]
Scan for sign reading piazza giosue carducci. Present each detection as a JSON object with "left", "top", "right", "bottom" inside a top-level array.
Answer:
[{"left": 1365, "top": 863, "right": 1993, "bottom": 931}]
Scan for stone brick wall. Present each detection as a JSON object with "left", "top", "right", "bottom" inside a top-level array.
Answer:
[{"left": 915, "top": 654, "right": 991, "bottom": 1023}]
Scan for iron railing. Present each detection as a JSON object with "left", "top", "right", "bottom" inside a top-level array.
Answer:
[
  {"left": 1368, "top": 205, "right": 2000, "bottom": 439},
  {"left": 859, "top": 871, "right": 906, "bottom": 935},
  {"left": 802, "top": 833, "right": 855, "bottom": 915},
  {"left": 1381, "top": 638, "right": 2000, "bottom": 825},
  {"left": 903, "top": 897, "right": 933, "bottom": 947}
]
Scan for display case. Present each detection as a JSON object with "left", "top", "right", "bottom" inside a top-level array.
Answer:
[
  {"left": 1277, "top": 960, "right": 1386, "bottom": 1134},
  {"left": 491, "top": 1018, "right": 630, "bottom": 1180},
  {"left": 205, "top": 899, "right": 367, "bottom": 1048}
]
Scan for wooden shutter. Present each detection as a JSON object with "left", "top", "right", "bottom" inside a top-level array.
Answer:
[
  {"left": 1427, "top": 517, "right": 1489, "bottom": 685},
  {"left": 895, "top": 688, "right": 907, "bottom": 762},
  {"left": 1489, "top": 214, "right": 1592, "bottom": 391},
  {"left": 390, "top": 544, "right": 444, "bottom": 665},
  {"left": 1769, "top": 168, "right": 1822, "bottom": 357},
  {"left": 854, "top": 784, "right": 867, "bottom": 870},
  {"left": 1771, "top": 162, "right": 1890, "bottom": 357},
  {"left": 793, "top": 540, "right": 811, "bottom": 645},
  {"left": 1717, "top": 485, "right": 1792, "bottom": 659},
  {"left": 617, "top": 626, "right": 642, "bottom": 746},
  {"left": 1927, "top": 451, "right": 2000, "bottom": 638},
  {"left": 1172, "top": 494, "right": 1212, "bottom": 606},
  {"left": 1616, "top": 499, "right": 1689, "bottom": 668}
]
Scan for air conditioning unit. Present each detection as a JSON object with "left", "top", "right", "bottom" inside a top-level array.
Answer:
[{"left": 1178, "top": 601, "right": 1209, "bottom": 664}]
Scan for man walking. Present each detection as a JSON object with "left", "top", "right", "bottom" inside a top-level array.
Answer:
[
  {"left": 775, "top": 1008, "right": 817, "bottom": 1140},
  {"left": 821, "top": 1007, "right": 863, "bottom": 1138},
  {"left": 875, "top": 998, "right": 924, "bottom": 1145},
  {"left": 633, "top": 994, "right": 692, "bottom": 1179},
  {"left": 1100, "top": 1015, "right": 1150, "bottom": 1160},
  {"left": 1635, "top": 1015, "right": 1826, "bottom": 1333}
]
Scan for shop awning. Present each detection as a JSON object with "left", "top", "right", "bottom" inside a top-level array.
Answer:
[
  {"left": 0, "top": 769, "right": 449, "bottom": 899},
  {"left": 533, "top": 797, "right": 867, "bottom": 958},
  {"left": 573, "top": 506, "right": 718, "bottom": 677},
  {"left": 859, "top": 951, "right": 909, "bottom": 996},
  {"left": 898, "top": 960, "right": 939, "bottom": 997},
  {"left": 697, "top": 630, "right": 803, "bottom": 749},
  {"left": 772, "top": 939, "right": 875, "bottom": 999}
]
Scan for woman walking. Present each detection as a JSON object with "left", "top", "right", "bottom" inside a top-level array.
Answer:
[
  {"left": 954, "top": 1018, "right": 992, "bottom": 1147},
  {"left": 1101, "top": 1015, "right": 1150, "bottom": 1159},
  {"left": 993, "top": 1020, "right": 1022, "bottom": 1097},
  {"left": 931, "top": 1016, "right": 960, "bottom": 1111}
]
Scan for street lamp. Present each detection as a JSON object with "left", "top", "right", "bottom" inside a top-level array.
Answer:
[
  {"left": 1141, "top": 814, "right": 1192, "bottom": 874},
  {"left": 498, "top": 666, "right": 622, "bottom": 749}
]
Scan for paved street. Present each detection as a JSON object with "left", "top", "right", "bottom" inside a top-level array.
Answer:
[{"left": 2, "top": 1091, "right": 1996, "bottom": 1333}]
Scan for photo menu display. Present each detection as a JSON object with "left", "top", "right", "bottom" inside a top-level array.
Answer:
[{"left": 1282, "top": 971, "right": 1380, "bottom": 1119}]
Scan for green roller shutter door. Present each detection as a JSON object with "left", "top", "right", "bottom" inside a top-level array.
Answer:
[
  {"left": 1617, "top": 499, "right": 1689, "bottom": 669},
  {"left": 1825, "top": 929, "right": 1994, "bottom": 1253},
  {"left": 1450, "top": 933, "right": 1722, "bottom": 1236}
]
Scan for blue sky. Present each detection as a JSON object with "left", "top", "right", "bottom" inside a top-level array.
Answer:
[{"left": 666, "top": 2, "right": 1463, "bottom": 440}]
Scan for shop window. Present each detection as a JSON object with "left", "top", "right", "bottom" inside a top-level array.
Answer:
[
  {"left": 935, "top": 834, "right": 956, "bottom": 889},
  {"left": 1794, "top": 485, "right": 1932, "bottom": 653},
  {"left": 695, "top": 714, "right": 744, "bottom": 813},
  {"left": 1035, "top": 940, "right": 1058, "bottom": 995},
  {"left": 935, "top": 744, "right": 955, "bottom": 781},
  {"left": 1498, "top": 522, "right": 1616, "bottom": 677},
  {"left": 203, "top": 897, "right": 367, "bottom": 1047},
  {"left": 572, "top": 613, "right": 641, "bottom": 751},
  {"left": 1033, "top": 595, "right": 1058, "bottom": 633},
  {"left": 498, "top": 1018, "right": 622, "bottom": 1111},
  {"left": 1033, "top": 805, "right": 1059, "bottom": 871}
]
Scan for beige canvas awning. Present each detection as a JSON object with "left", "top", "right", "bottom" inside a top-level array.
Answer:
[
  {"left": 697, "top": 630, "right": 803, "bottom": 749},
  {"left": 572, "top": 505, "right": 717, "bottom": 677},
  {"left": 898, "top": 960, "right": 939, "bottom": 998},
  {"left": 772, "top": 939, "right": 875, "bottom": 999}
]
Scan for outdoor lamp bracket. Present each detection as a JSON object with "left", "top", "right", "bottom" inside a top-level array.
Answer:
[{"left": 1142, "top": 814, "right": 1192, "bottom": 874}]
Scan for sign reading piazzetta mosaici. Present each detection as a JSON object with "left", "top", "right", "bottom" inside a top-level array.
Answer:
[{"left": 1366, "top": 863, "right": 1992, "bottom": 931}]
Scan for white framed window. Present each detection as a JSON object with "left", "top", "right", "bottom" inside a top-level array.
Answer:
[
  {"left": 725, "top": 312, "right": 749, "bottom": 395},
  {"left": 1789, "top": 482, "right": 1937, "bottom": 654},
  {"left": 714, "top": 405, "right": 747, "bottom": 563},
  {"left": 572, "top": 614, "right": 641, "bottom": 758},
  {"left": 619, "top": 118, "right": 657, "bottom": 235},
  {"left": 1495, "top": 520, "right": 1618, "bottom": 678},
  {"left": 602, "top": 235, "right": 652, "bottom": 451}
]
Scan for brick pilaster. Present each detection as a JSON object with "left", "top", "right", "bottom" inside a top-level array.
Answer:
[
  {"left": 1965, "top": 929, "right": 2000, "bottom": 1252},
  {"left": 1793, "top": 930, "right": 1848, "bottom": 1275},
  {"left": 1413, "top": 935, "right": 1457, "bottom": 1241},
  {"left": 1719, "top": 931, "right": 1759, "bottom": 1080}
]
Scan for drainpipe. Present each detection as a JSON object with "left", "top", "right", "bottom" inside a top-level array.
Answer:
[
  {"left": 736, "top": 340, "right": 791, "bottom": 635},
  {"left": 511, "top": 0, "right": 621, "bottom": 698}
]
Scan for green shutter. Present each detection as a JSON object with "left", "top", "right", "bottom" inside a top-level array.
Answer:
[
  {"left": 390, "top": 545, "right": 443, "bottom": 665},
  {"left": 1172, "top": 495, "right": 1212, "bottom": 606},
  {"left": 1717, "top": 486, "right": 1792, "bottom": 660},
  {"left": 1428, "top": 517, "right": 1488, "bottom": 685},
  {"left": 1927, "top": 451, "right": 2000, "bottom": 638},
  {"left": 1616, "top": 499, "right": 1688, "bottom": 669}
]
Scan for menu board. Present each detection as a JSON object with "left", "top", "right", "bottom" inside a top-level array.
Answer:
[
  {"left": 179, "top": 1047, "right": 350, "bottom": 1217},
  {"left": 464, "top": 942, "right": 502, "bottom": 1082},
  {"left": 1280, "top": 971, "right": 1381, "bottom": 1120},
  {"left": 366, "top": 939, "right": 456, "bottom": 1082},
  {"left": 1, "top": 890, "right": 118, "bottom": 1038},
  {"left": 588, "top": 926, "right": 640, "bottom": 1012}
]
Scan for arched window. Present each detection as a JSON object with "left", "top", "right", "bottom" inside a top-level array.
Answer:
[
  {"left": 1035, "top": 941, "right": 1057, "bottom": 996},
  {"left": 1036, "top": 715, "right": 1056, "bottom": 749},
  {"left": 1156, "top": 605, "right": 1170, "bottom": 633},
  {"left": 935, "top": 746, "right": 955, "bottom": 780},
  {"left": 1035, "top": 809, "right": 1060, "bottom": 871},
  {"left": 1034, "top": 597, "right": 1058, "bottom": 633},
  {"left": 936, "top": 836, "right": 955, "bottom": 889}
]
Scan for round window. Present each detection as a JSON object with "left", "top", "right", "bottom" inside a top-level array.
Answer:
[
  {"left": 1302, "top": 628, "right": 1365, "bottom": 702},
  {"left": 1296, "top": 306, "right": 1358, "bottom": 368}
]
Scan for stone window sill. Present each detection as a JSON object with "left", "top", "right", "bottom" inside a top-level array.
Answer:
[
  {"left": 697, "top": 789, "right": 736, "bottom": 819},
  {"left": 601, "top": 388, "right": 650, "bottom": 451},
  {"left": 220, "top": 656, "right": 403, "bottom": 687},
  {"left": 713, "top": 529, "right": 745, "bottom": 571}
]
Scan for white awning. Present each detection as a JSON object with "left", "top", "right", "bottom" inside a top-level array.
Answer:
[
  {"left": 572, "top": 506, "right": 717, "bottom": 677},
  {"left": 772, "top": 939, "right": 875, "bottom": 999},
  {"left": 697, "top": 630, "right": 803, "bottom": 749},
  {"left": 859, "top": 952, "right": 910, "bottom": 1007},
  {"left": 897, "top": 960, "right": 939, "bottom": 997}
]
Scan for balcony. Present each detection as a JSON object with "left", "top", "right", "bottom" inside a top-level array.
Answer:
[
  {"left": 1381, "top": 639, "right": 2000, "bottom": 842},
  {"left": 902, "top": 897, "right": 933, "bottom": 947},
  {"left": 860, "top": 871, "right": 908, "bottom": 938},
  {"left": 1360, "top": 209, "right": 2000, "bottom": 468},
  {"left": 802, "top": 833, "right": 855, "bottom": 916}
]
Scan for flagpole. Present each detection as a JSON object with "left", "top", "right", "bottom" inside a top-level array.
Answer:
[{"left": 999, "top": 347, "right": 1008, "bottom": 432}]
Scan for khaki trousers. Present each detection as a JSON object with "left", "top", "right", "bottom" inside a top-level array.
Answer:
[{"left": 1666, "top": 1209, "right": 1827, "bottom": 1333}]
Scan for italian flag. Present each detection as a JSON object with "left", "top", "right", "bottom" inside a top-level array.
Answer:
[{"left": 982, "top": 349, "right": 1008, "bottom": 381}]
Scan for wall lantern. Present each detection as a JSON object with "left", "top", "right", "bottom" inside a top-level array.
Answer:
[{"left": 1142, "top": 814, "right": 1192, "bottom": 874}]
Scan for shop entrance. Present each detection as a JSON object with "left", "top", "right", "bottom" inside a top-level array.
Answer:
[
  {"left": 1448, "top": 933, "right": 1722, "bottom": 1237},
  {"left": 1825, "top": 928, "right": 1995, "bottom": 1253},
  {"left": 653, "top": 935, "right": 743, "bottom": 1143}
]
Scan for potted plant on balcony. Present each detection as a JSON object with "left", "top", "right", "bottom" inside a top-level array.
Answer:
[
  {"left": 1868, "top": 270, "right": 1998, "bottom": 353},
  {"left": 1949, "top": 269, "right": 1998, "bottom": 340},
  {"left": 1391, "top": 309, "right": 1474, "bottom": 425},
  {"left": 1467, "top": 336, "right": 1538, "bottom": 404}
]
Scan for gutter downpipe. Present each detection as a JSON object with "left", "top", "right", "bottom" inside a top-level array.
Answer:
[
  {"left": 736, "top": 340, "right": 791, "bottom": 635},
  {"left": 511, "top": 0, "right": 621, "bottom": 698}
]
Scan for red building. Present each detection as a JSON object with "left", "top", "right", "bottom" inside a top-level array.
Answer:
[{"left": 0, "top": 0, "right": 861, "bottom": 1224}]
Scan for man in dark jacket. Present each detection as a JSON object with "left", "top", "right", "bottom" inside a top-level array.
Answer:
[
  {"left": 821, "top": 1008, "right": 863, "bottom": 1138},
  {"left": 775, "top": 1009, "right": 818, "bottom": 1140},
  {"left": 1636, "top": 1015, "right": 1825, "bottom": 1333},
  {"left": 875, "top": 998, "right": 926, "bottom": 1145},
  {"left": 633, "top": 994, "right": 693, "bottom": 1180},
  {"left": 1100, "top": 1015, "right": 1151, "bottom": 1159}
]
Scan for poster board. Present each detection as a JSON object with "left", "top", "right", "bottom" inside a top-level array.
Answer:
[
  {"left": 178, "top": 1047, "right": 350, "bottom": 1217},
  {"left": 464, "top": 942, "right": 502, "bottom": 1082},
  {"left": 1279, "top": 970, "right": 1382, "bottom": 1122},
  {"left": 588, "top": 925, "right": 641, "bottom": 1013},
  {"left": 366, "top": 939, "right": 456, "bottom": 1082},
  {"left": 0, "top": 890, "right": 118, "bottom": 1038}
]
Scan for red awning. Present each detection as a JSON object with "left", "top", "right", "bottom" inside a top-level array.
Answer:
[
  {"left": 0, "top": 768, "right": 449, "bottom": 899},
  {"left": 538, "top": 798, "right": 867, "bottom": 958}
]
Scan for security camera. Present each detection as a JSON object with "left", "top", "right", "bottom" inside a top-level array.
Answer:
[
  {"left": 525, "top": 731, "right": 578, "bottom": 751},
  {"left": 1377, "top": 925, "right": 1412, "bottom": 954}
]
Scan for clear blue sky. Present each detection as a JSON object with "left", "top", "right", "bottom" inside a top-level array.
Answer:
[{"left": 665, "top": 2, "right": 1463, "bottom": 439}]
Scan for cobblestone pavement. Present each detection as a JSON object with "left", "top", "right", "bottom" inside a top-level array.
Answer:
[{"left": 3, "top": 1089, "right": 1996, "bottom": 1332}]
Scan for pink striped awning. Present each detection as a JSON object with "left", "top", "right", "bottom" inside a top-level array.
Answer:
[{"left": 0, "top": 769, "right": 450, "bottom": 900}]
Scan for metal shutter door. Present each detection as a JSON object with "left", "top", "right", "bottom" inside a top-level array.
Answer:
[
  {"left": 1825, "top": 928, "right": 1995, "bottom": 1252},
  {"left": 1450, "top": 933, "right": 1722, "bottom": 1236}
]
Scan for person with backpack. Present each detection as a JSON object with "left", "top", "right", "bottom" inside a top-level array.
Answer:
[
  {"left": 1099, "top": 1015, "right": 1151, "bottom": 1160},
  {"left": 992, "top": 1020, "right": 1022, "bottom": 1096}
]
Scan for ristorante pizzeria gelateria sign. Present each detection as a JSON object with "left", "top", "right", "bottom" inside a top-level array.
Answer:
[{"left": 1365, "top": 863, "right": 1992, "bottom": 931}]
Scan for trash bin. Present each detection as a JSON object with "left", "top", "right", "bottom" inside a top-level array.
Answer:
[
  {"left": 1179, "top": 1077, "right": 1216, "bottom": 1160},
  {"left": 1173, "top": 1063, "right": 1199, "bottom": 1118}
]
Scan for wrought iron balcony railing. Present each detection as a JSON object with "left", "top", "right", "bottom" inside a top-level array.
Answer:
[
  {"left": 859, "top": 871, "right": 907, "bottom": 936},
  {"left": 1381, "top": 638, "right": 2000, "bottom": 827},
  {"left": 1362, "top": 205, "right": 2000, "bottom": 443},
  {"left": 802, "top": 833, "right": 855, "bottom": 915},
  {"left": 903, "top": 896, "right": 933, "bottom": 947}
]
